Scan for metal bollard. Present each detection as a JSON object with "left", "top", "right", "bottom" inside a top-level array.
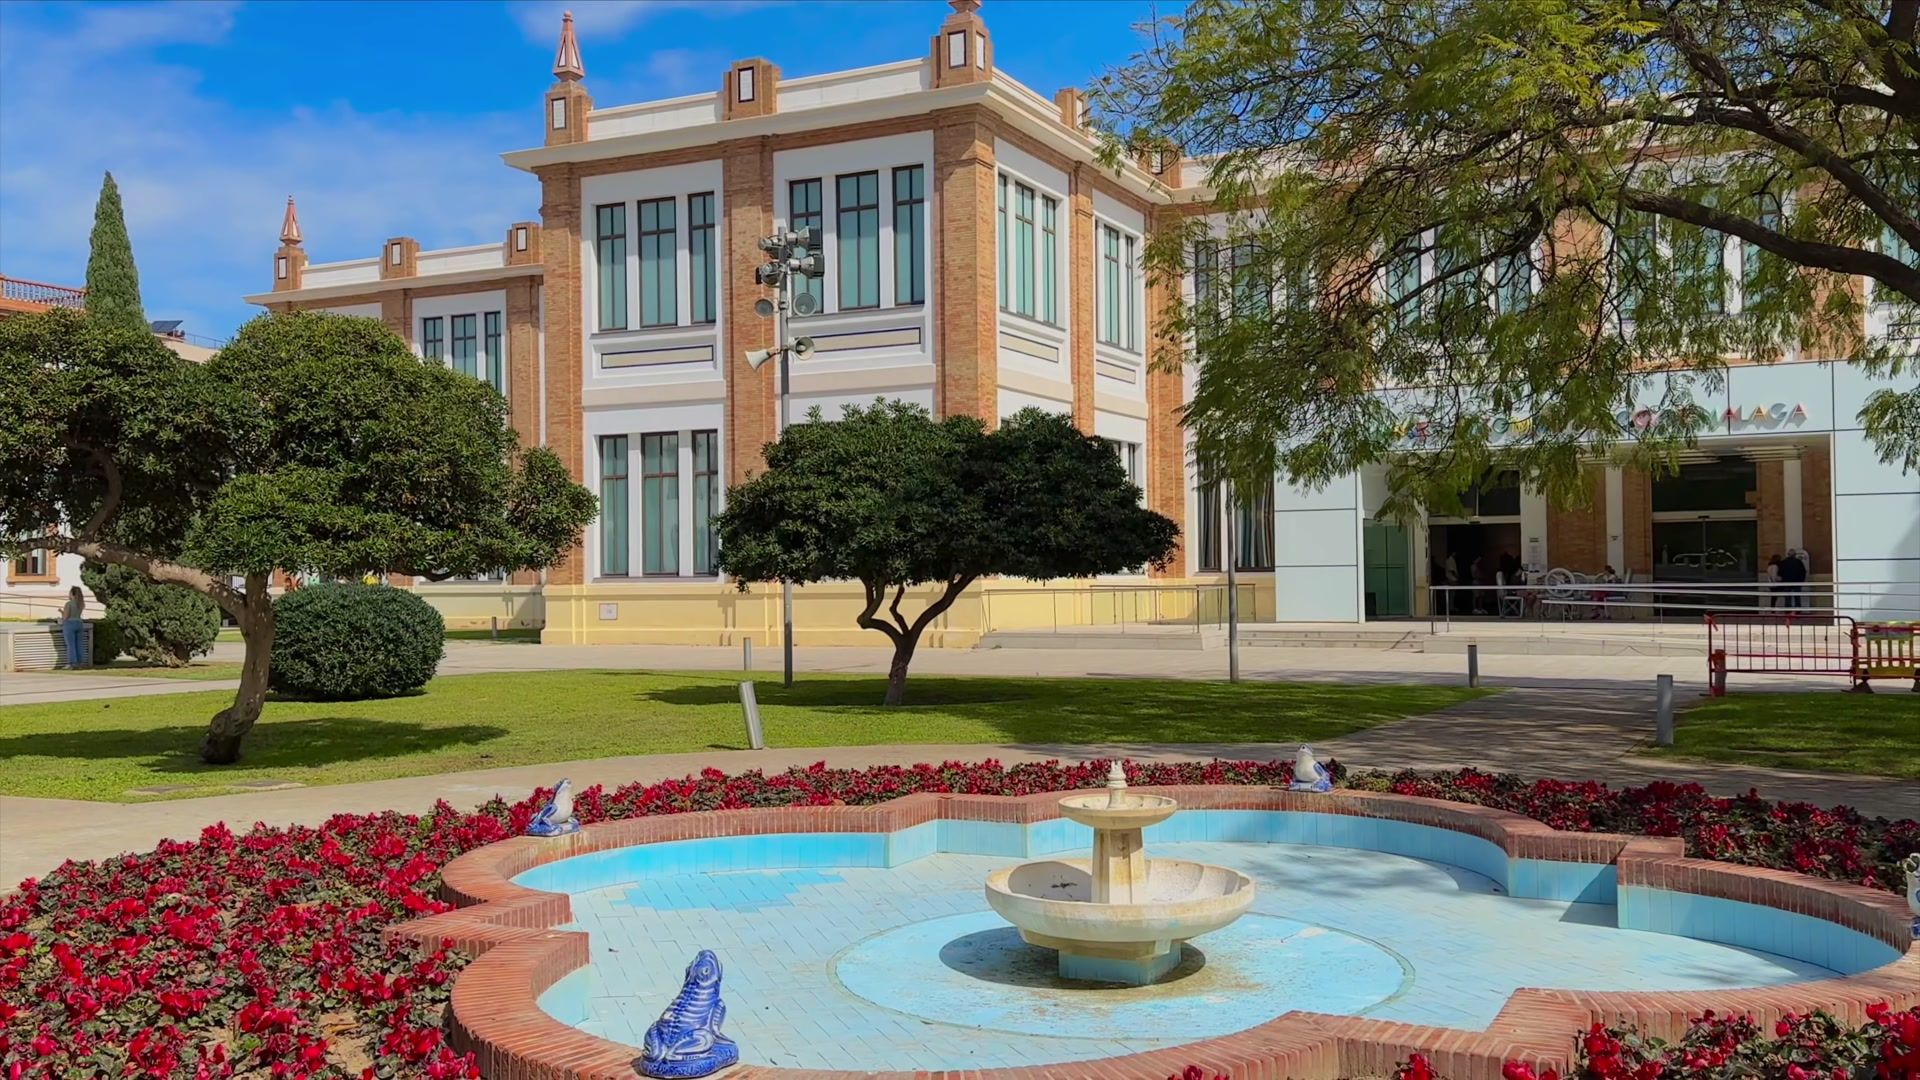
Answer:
[
  {"left": 490, "top": 615, "right": 499, "bottom": 641},
  {"left": 743, "top": 636, "right": 753, "bottom": 672},
  {"left": 738, "top": 681, "right": 767, "bottom": 750},
  {"left": 1466, "top": 641, "right": 1479, "bottom": 688},
  {"left": 1654, "top": 673, "right": 1675, "bottom": 746}
]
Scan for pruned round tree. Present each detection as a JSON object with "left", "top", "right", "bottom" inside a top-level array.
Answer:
[
  {"left": 714, "top": 401, "right": 1177, "bottom": 705},
  {"left": 1096, "top": 0, "right": 1920, "bottom": 508},
  {"left": 0, "top": 308, "right": 597, "bottom": 763}
]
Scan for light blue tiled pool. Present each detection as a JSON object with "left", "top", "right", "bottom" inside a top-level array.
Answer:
[{"left": 527, "top": 811, "right": 1897, "bottom": 1070}]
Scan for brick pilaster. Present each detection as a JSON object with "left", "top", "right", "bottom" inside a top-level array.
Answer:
[
  {"left": 1801, "top": 445, "right": 1832, "bottom": 574},
  {"left": 1145, "top": 205, "right": 1186, "bottom": 575},
  {"left": 506, "top": 277, "right": 541, "bottom": 445},
  {"left": 723, "top": 138, "right": 776, "bottom": 485},
  {"left": 1545, "top": 468, "right": 1606, "bottom": 573},
  {"left": 1067, "top": 165, "right": 1097, "bottom": 433},
  {"left": 932, "top": 109, "right": 998, "bottom": 422},
  {"left": 1756, "top": 459, "right": 1787, "bottom": 563},
  {"left": 1622, "top": 467, "right": 1653, "bottom": 578},
  {"left": 380, "top": 293, "right": 409, "bottom": 344},
  {"left": 538, "top": 165, "right": 587, "bottom": 586}
]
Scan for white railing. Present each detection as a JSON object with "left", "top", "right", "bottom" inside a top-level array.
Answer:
[{"left": 1424, "top": 579, "right": 1920, "bottom": 631}]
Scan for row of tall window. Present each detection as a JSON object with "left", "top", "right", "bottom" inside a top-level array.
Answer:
[
  {"left": 1193, "top": 478, "right": 1275, "bottom": 572},
  {"left": 788, "top": 165, "right": 926, "bottom": 315},
  {"left": 1098, "top": 224, "right": 1139, "bottom": 350},
  {"left": 598, "top": 432, "right": 721, "bottom": 577},
  {"left": 996, "top": 175, "right": 1060, "bottom": 324},
  {"left": 420, "top": 311, "right": 505, "bottom": 394},
  {"left": 596, "top": 193, "right": 719, "bottom": 331}
]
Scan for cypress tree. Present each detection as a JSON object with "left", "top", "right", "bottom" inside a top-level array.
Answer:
[{"left": 84, "top": 171, "right": 147, "bottom": 334}]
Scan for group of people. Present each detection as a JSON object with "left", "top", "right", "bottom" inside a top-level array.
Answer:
[
  {"left": 1434, "top": 550, "right": 1537, "bottom": 616},
  {"left": 1765, "top": 548, "right": 1812, "bottom": 609}
]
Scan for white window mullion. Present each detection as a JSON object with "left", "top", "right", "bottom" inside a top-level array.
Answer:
[{"left": 678, "top": 431, "right": 696, "bottom": 577}]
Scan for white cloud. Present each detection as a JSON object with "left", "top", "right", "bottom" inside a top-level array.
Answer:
[
  {"left": 509, "top": 0, "right": 780, "bottom": 43},
  {"left": 0, "top": 3, "right": 537, "bottom": 341}
]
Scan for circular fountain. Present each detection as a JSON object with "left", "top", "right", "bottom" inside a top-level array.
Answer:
[{"left": 984, "top": 764, "right": 1255, "bottom": 985}]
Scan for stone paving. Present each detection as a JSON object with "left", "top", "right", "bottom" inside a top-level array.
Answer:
[{"left": 544, "top": 842, "right": 1833, "bottom": 1070}]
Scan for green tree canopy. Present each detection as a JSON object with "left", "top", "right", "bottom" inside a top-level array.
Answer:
[
  {"left": 714, "top": 402, "right": 1177, "bottom": 704},
  {"left": 1097, "top": 0, "right": 1920, "bottom": 514},
  {"left": 0, "top": 309, "right": 597, "bottom": 762},
  {"left": 84, "top": 172, "right": 146, "bottom": 334}
]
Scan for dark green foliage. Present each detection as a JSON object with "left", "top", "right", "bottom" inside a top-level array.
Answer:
[
  {"left": 79, "top": 562, "right": 219, "bottom": 667},
  {"left": 84, "top": 172, "right": 146, "bottom": 334},
  {"left": 0, "top": 307, "right": 596, "bottom": 762},
  {"left": 271, "top": 584, "right": 444, "bottom": 701},
  {"left": 1097, "top": 0, "right": 1920, "bottom": 503},
  {"left": 90, "top": 618, "right": 129, "bottom": 665},
  {"left": 715, "top": 402, "right": 1175, "bottom": 703}
]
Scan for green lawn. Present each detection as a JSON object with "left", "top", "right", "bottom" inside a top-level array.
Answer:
[
  {"left": 1650, "top": 692, "right": 1920, "bottom": 779},
  {"left": 0, "top": 670, "right": 1485, "bottom": 801}
]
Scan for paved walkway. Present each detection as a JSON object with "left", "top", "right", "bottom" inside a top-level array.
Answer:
[{"left": 3, "top": 642, "right": 1912, "bottom": 886}]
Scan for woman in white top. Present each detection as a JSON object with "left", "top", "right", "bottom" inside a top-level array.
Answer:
[{"left": 60, "top": 586, "right": 88, "bottom": 668}]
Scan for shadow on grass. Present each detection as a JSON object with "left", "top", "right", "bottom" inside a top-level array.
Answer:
[
  {"left": 633, "top": 672, "right": 1472, "bottom": 746},
  {"left": 0, "top": 717, "right": 511, "bottom": 774}
]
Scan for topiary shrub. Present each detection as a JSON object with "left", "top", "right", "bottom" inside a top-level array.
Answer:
[
  {"left": 79, "top": 562, "right": 220, "bottom": 666},
  {"left": 270, "top": 583, "right": 443, "bottom": 701}
]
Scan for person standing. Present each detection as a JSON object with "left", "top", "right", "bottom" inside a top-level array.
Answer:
[
  {"left": 59, "top": 586, "right": 88, "bottom": 668},
  {"left": 1765, "top": 554, "right": 1783, "bottom": 610},
  {"left": 1778, "top": 549, "right": 1808, "bottom": 609}
]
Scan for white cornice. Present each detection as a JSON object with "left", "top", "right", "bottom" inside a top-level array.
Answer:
[
  {"left": 499, "top": 77, "right": 1177, "bottom": 207},
  {"left": 243, "top": 263, "right": 543, "bottom": 307}
]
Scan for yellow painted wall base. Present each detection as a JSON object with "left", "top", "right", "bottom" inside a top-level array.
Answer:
[
  {"left": 532, "top": 577, "right": 1274, "bottom": 647},
  {"left": 409, "top": 584, "right": 545, "bottom": 631},
  {"left": 403, "top": 577, "right": 1274, "bottom": 647}
]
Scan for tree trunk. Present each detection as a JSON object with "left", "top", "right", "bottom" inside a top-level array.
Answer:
[
  {"left": 884, "top": 632, "right": 919, "bottom": 706},
  {"left": 202, "top": 576, "right": 273, "bottom": 765}
]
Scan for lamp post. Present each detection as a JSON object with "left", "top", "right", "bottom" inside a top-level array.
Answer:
[{"left": 746, "top": 227, "right": 818, "bottom": 689}]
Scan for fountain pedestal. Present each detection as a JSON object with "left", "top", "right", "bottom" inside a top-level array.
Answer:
[{"left": 984, "top": 765, "right": 1255, "bottom": 987}]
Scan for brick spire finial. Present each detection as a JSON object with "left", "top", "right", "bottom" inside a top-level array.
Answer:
[
  {"left": 279, "top": 196, "right": 302, "bottom": 246},
  {"left": 552, "top": 10, "right": 584, "bottom": 81},
  {"left": 949, "top": 0, "right": 981, "bottom": 12}
]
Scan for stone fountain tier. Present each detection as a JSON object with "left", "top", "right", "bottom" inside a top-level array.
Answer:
[{"left": 983, "top": 769, "right": 1255, "bottom": 986}]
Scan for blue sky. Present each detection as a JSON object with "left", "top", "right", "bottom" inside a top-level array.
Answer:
[{"left": 0, "top": 0, "right": 1177, "bottom": 341}]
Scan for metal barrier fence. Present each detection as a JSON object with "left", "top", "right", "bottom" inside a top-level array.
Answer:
[
  {"left": 1425, "top": 580, "right": 1920, "bottom": 632},
  {"left": 1705, "top": 613, "right": 1920, "bottom": 693},
  {"left": 979, "top": 583, "right": 1259, "bottom": 636}
]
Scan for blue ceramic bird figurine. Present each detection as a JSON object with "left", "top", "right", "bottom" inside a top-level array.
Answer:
[
  {"left": 1288, "top": 745, "right": 1332, "bottom": 792},
  {"left": 637, "top": 950, "right": 738, "bottom": 1078},
  {"left": 525, "top": 778, "right": 579, "bottom": 837}
]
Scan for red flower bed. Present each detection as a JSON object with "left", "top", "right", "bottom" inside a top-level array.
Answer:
[
  {"left": 2, "top": 760, "right": 1913, "bottom": 1078},
  {"left": 1387, "top": 1002, "right": 1920, "bottom": 1079}
]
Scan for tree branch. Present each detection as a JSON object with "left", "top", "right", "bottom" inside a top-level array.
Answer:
[
  {"left": 24, "top": 531, "right": 249, "bottom": 619},
  {"left": 1619, "top": 188, "right": 1920, "bottom": 302},
  {"left": 888, "top": 585, "right": 912, "bottom": 635},
  {"left": 910, "top": 575, "right": 979, "bottom": 638},
  {"left": 74, "top": 444, "right": 123, "bottom": 541},
  {"left": 854, "top": 579, "right": 903, "bottom": 644},
  {"left": 1649, "top": 19, "right": 1920, "bottom": 251}
]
